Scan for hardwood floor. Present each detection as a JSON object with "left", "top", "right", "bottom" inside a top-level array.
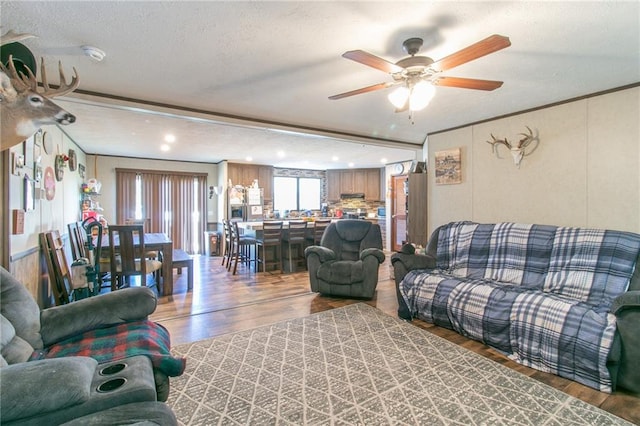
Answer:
[{"left": 151, "top": 254, "right": 640, "bottom": 424}]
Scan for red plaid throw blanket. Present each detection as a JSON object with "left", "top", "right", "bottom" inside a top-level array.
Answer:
[{"left": 30, "top": 320, "right": 185, "bottom": 377}]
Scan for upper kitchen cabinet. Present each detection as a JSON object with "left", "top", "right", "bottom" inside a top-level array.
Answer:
[
  {"left": 326, "top": 168, "right": 382, "bottom": 201},
  {"left": 227, "top": 163, "right": 274, "bottom": 201},
  {"left": 327, "top": 170, "right": 341, "bottom": 201}
]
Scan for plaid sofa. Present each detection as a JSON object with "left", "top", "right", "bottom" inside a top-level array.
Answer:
[{"left": 391, "top": 221, "right": 640, "bottom": 393}]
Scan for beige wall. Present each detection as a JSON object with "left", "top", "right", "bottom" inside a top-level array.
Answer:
[
  {"left": 9, "top": 128, "right": 86, "bottom": 256},
  {"left": 427, "top": 86, "right": 640, "bottom": 235},
  {"left": 85, "top": 155, "right": 219, "bottom": 226}
]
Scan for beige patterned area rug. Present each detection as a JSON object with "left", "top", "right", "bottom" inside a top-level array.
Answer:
[{"left": 168, "top": 303, "right": 630, "bottom": 425}]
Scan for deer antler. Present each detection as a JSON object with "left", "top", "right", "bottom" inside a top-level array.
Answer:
[
  {"left": 1, "top": 55, "right": 79, "bottom": 98},
  {"left": 39, "top": 58, "right": 80, "bottom": 97},
  {"left": 486, "top": 134, "right": 512, "bottom": 153},
  {"left": 516, "top": 126, "right": 535, "bottom": 149},
  {"left": 0, "top": 30, "right": 37, "bottom": 46}
]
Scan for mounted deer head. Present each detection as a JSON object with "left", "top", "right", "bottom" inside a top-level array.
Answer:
[
  {"left": 1, "top": 30, "right": 79, "bottom": 151},
  {"left": 486, "top": 126, "right": 538, "bottom": 167}
]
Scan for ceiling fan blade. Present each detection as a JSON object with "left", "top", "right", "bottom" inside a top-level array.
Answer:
[
  {"left": 431, "top": 34, "right": 511, "bottom": 72},
  {"left": 329, "top": 82, "right": 395, "bottom": 100},
  {"left": 432, "top": 76, "right": 504, "bottom": 91},
  {"left": 342, "top": 50, "right": 405, "bottom": 74}
]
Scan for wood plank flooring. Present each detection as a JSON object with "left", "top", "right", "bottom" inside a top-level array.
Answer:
[{"left": 151, "top": 254, "right": 640, "bottom": 424}]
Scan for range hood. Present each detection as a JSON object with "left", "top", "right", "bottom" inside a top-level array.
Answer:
[{"left": 340, "top": 193, "right": 365, "bottom": 199}]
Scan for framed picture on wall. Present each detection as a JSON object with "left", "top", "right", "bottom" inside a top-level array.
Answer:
[
  {"left": 435, "top": 148, "right": 462, "bottom": 185},
  {"left": 24, "top": 174, "right": 35, "bottom": 211}
]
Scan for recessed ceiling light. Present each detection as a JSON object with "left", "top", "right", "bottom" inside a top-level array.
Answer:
[
  {"left": 246, "top": 156, "right": 253, "bottom": 162},
  {"left": 164, "top": 134, "right": 176, "bottom": 143},
  {"left": 380, "top": 158, "right": 388, "bottom": 163},
  {"left": 277, "top": 151, "right": 285, "bottom": 158},
  {"left": 348, "top": 162, "right": 354, "bottom": 168},
  {"left": 332, "top": 156, "right": 339, "bottom": 161},
  {"left": 160, "top": 144, "right": 170, "bottom": 152}
]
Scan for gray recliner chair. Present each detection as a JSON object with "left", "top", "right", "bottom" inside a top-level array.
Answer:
[
  {"left": 0, "top": 266, "right": 180, "bottom": 425},
  {"left": 305, "top": 220, "right": 385, "bottom": 299}
]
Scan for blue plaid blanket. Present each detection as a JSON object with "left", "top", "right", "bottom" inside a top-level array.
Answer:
[{"left": 401, "top": 222, "right": 640, "bottom": 392}]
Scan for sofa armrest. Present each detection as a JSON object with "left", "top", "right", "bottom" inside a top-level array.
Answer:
[
  {"left": 40, "top": 287, "right": 157, "bottom": 347},
  {"left": 304, "top": 246, "right": 336, "bottom": 263},
  {"left": 612, "top": 290, "right": 640, "bottom": 393},
  {"left": 612, "top": 290, "right": 640, "bottom": 314},
  {"left": 360, "top": 248, "right": 385, "bottom": 264},
  {"left": 391, "top": 252, "right": 437, "bottom": 281},
  {"left": 0, "top": 357, "right": 97, "bottom": 423}
]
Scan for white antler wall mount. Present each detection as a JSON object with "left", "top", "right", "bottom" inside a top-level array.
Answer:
[{"left": 486, "top": 126, "right": 539, "bottom": 167}]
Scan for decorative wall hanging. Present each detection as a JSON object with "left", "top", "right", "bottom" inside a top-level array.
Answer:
[
  {"left": 486, "top": 126, "right": 539, "bottom": 167},
  {"left": 44, "top": 166, "right": 55, "bottom": 200},
  {"left": 54, "top": 154, "right": 68, "bottom": 181},
  {"left": 23, "top": 174, "right": 35, "bottom": 211},
  {"left": 78, "top": 163, "right": 86, "bottom": 178},
  {"left": 42, "top": 131, "right": 53, "bottom": 155},
  {"left": 68, "top": 149, "right": 77, "bottom": 171},
  {"left": 435, "top": 148, "right": 462, "bottom": 185}
]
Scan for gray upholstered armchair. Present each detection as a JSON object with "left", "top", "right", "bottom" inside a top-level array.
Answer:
[
  {"left": 0, "top": 266, "right": 180, "bottom": 425},
  {"left": 305, "top": 220, "right": 385, "bottom": 299}
]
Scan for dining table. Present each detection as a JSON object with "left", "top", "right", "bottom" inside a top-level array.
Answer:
[{"left": 97, "top": 232, "right": 174, "bottom": 296}]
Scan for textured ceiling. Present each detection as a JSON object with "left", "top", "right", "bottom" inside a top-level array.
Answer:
[{"left": 1, "top": 1, "right": 638, "bottom": 169}]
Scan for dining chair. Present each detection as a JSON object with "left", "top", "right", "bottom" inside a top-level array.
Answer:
[
  {"left": 221, "top": 219, "right": 233, "bottom": 268},
  {"left": 124, "top": 218, "right": 158, "bottom": 259},
  {"left": 307, "top": 219, "right": 332, "bottom": 246},
  {"left": 67, "top": 221, "right": 87, "bottom": 261},
  {"left": 283, "top": 220, "right": 308, "bottom": 273},
  {"left": 256, "top": 221, "right": 284, "bottom": 273},
  {"left": 41, "top": 230, "right": 96, "bottom": 304},
  {"left": 228, "top": 221, "right": 257, "bottom": 275},
  {"left": 108, "top": 225, "right": 162, "bottom": 290}
]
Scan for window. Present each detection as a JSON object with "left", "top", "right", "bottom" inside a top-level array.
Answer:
[{"left": 274, "top": 177, "right": 321, "bottom": 213}]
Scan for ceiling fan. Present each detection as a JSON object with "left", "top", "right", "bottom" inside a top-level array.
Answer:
[{"left": 329, "top": 34, "right": 511, "bottom": 113}]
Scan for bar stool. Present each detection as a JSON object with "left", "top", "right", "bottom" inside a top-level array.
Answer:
[
  {"left": 283, "top": 220, "right": 308, "bottom": 273},
  {"left": 256, "top": 221, "right": 283, "bottom": 273},
  {"left": 306, "top": 219, "right": 332, "bottom": 246},
  {"left": 229, "top": 221, "right": 257, "bottom": 274},
  {"left": 221, "top": 219, "right": 233, "bottom": 268}
]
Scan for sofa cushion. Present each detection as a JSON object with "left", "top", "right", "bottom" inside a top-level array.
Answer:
[
  {"left": 436, "top": 222, "right": 554, "bottom": 288},
  {"left": 509, "top": 291, "right": 617, "bottom": 392},
  {"left": 0, "top": 267, "right": 43, "bottom": 350},
  {"left": 317, "top": 260, "right": 364, "bottom": 285},
  {"left": 1, "top": 314, "right": 34, "bottom": 365},
  {"left": 543, "top": 227, "right": 640, "bottom": 309},
  {"left": 1, "top": 357, "right": 97, "bottom": 422}
]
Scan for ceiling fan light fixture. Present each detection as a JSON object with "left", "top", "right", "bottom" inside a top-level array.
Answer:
[
  {"left": 409, "top": 81, "right": 436, "bottom": 111},
  {"left": 388, "top": 86, "right": 410, "bottom": 109}
]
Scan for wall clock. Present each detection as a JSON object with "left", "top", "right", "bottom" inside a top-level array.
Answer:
[{"left": 393, "top": 163, "right": 404, "bottom": 175}]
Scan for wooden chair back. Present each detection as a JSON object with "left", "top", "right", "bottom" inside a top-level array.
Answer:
[
  {"left": 286, "top": 220, "right": 308, "bottom": 243},
  {"left": 40, "top": 230, "right": 72, "bottom": 305},
  {"left": 68, "top": 221, "right": 88, "bottom": 261},
  {"left": 260, "top": 221, "right": 283, "bottom": 245},
  {"left": 311, "top": 219, "right": 332, "bottom": 245},
  {"left": 108, "top": 224, "right": 149, "bottom": 288}
]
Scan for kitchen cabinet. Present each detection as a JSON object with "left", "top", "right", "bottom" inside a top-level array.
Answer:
[
  {"left": 406, "top": 172, "right": 428, "bottom": 245},
  {"left": 364, "top": 169, "right": 382, "bottom": 201},
  {"left": 227, "top": 163, "right": 273, "bottom": 201},
  {"left": 258, "top": 165, "right": 273, "bottom": 201},
  {"left": 326, "top": 168, "right": 382, "bottom": 201},
  {"left": 327, "top": 170, "right": 341, "bottom": 201}
]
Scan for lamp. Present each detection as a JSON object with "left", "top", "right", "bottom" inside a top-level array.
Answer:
[{"left": 387, "top": 80, "right": 436, "bottom": 112}]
